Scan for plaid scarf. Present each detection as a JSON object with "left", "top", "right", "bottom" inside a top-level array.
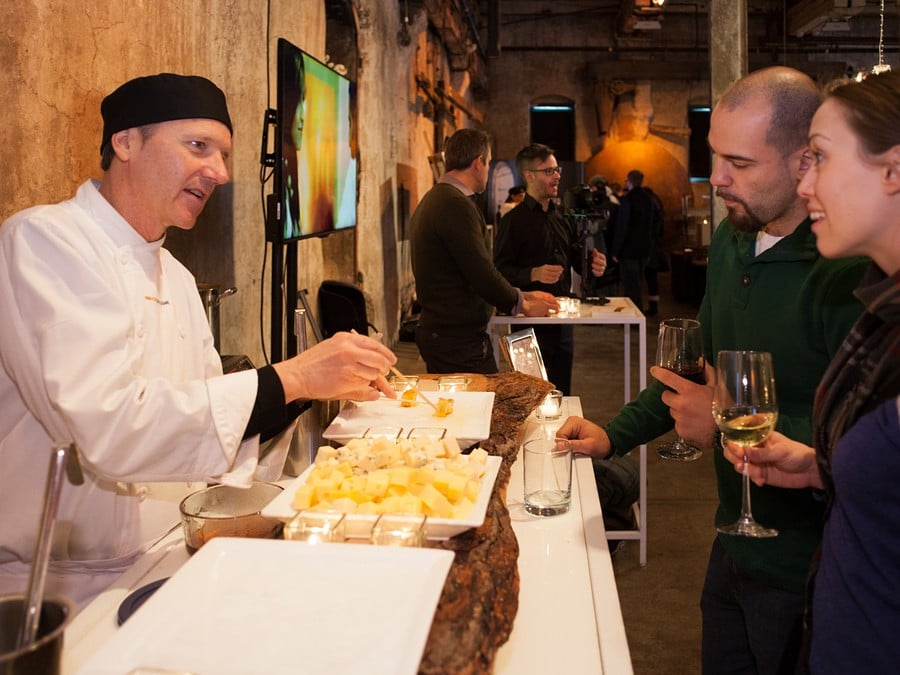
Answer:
[{"left": 812, "top": 264, "right": 900, "bottom": 498}]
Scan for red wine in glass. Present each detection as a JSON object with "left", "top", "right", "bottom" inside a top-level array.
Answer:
[{"left": 656, "top": 318, "right": 704, "bottom": 461}]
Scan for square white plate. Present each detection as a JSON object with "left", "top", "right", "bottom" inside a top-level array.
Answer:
[
  {"left": 323, "top": 391, "right": 495, "bottom": 447},
  {"left": 78, "top": 537, "right": 454, "bottom": 675},
  {"left": 262, "top": 455, "right": 502, "bottom": 540}
]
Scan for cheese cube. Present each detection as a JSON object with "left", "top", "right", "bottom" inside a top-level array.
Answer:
[
  {"left": 419, "top": 483, "right": 453, "bottom": 518},
  {"left": 292, "top": 484, "right": 315, "bottom": 511}
]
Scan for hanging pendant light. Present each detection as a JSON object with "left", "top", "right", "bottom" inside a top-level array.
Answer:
[{"left": 855, "top": 0, "right": 892, "bottom": 81}]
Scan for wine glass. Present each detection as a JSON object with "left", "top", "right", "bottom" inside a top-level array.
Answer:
[
  {"left": 712, "top": 350, "right": 779, "bottom": 538},
  {"left": 655, "top": 318, "right": 705, "bottom": 461}
]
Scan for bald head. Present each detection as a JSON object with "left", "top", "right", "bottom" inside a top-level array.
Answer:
[{"left": 717, "top": 66, "right": 821, "bottom": 157}]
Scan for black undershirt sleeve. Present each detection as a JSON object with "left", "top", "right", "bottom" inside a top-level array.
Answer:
[{"left": 243, "top": 365, "right": 309, "bottom": 442}]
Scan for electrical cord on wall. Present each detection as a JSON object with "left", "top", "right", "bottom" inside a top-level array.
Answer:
[{"left": 258, "top": 0, "right": 274, "bottom": 366}]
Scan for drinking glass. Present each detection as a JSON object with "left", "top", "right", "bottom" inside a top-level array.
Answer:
[
  {"left": 655, "top": 318, "right": 705, "bottom": 461},
  {"left": 712, "top": 350, "right": 779, "bottom": 538}
]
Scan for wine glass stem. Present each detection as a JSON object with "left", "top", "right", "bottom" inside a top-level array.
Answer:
[{"left": 740, "top": 455, "right": 754, "bottom": 521}]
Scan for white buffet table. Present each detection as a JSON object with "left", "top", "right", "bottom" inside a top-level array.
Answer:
[
  {"left": 495, "top": 396, "right": 632, "bottom": 674},
  {"left": 62, "top": 398, "right": 631, "bottom": 674},
  {"left": 488, "top": 296, "right": 648, "bottom": 565}
]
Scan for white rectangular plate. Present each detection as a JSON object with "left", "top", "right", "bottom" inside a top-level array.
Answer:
[
  {"left": 262, "top": 455, "right": 502, "bottom": 540},
  {"left": 323, "top": 391, "right": 495, "bottom": 446},
  {"left": 78, "top": 538, "right": 454, "bottom": 675}
]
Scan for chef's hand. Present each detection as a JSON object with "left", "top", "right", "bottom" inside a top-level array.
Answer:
[
  {"left": 555, "top": 415, "right": 613, "bottom": 459},
  {"left": 591, "top": 249, "right": 608, "bottom": 277},
  {"left": 531, "top": 264, "right": 564, "bottom": 284},
  {"left": 522, "top": 290, "right": 558, "bottom": 317},
  {"left": 722, "top": 432, "right": 823, "bottom": 490},
  {"left": 650, "top": 361, "right": 716, "bottom": 449},
  {"left": 273, "top": 331, "right": 397, "bottom": 403}
]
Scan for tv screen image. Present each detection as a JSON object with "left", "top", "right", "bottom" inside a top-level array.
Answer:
[{"left": 276, "top": 38, "right": 357, "bottom": 241}]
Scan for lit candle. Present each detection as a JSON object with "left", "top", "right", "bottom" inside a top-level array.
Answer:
[{"left": 538, "top": 394, "right": 560, "bottom": 419}]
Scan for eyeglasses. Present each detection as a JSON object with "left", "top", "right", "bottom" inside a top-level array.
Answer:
[{"left": 527, "top": 166, "right": 562, "bottom": 177}]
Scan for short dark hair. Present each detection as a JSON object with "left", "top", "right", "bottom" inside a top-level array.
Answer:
[
  {"left": 443, "top": 129, "right": 491, "bottom": 171},
  {"left": 99, "top": 124, "right": 158, "bottom": 171},
  {"left": 515, "top": 143, "right": 555, "bottom": 178},
  {"left": 718, "top": 66, "right": 821, "bottom": 157},
  {"left": 627, "top": 169, "right": 644, "bottom": 187}
]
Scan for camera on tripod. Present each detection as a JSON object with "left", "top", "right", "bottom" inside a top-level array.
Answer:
[{"left": 562, "top": 184, "right": 614, "bottom": 222}]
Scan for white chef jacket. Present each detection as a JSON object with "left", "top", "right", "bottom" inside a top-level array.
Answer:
[{"left": 0, "top": 180, "right": 291, "bottom": 605}]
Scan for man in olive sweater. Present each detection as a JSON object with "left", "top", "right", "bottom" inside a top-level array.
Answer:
[
  {"left": 558, "top": 67, "right": 868, "bottom": 672},
  {"left": 411, "top": 129, "right": 556, "bottom": 374}
]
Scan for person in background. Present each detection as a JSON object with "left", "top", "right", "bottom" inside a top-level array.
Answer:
[
  {"left": 642, "top": 186, "right": 666, "bottom": 316},
  {"left": 557, "top": 66, "right": 869, "bottom": 673},
  {"left": 721, "top": 70, "right": 900, "bottom": 673},
  {"left": 0, "top": 73, "right": 397, "bottom": 607},
  {"left": 410, "top": 129, "right": 557, "bottom": 374},
  {"left": 498, "top": 184, "right": 526, "bottom": 218},
  {"left": 610, "top": 169, "right": 656, "bottom": 311},
  {"left": 493, "top": 143, "right": 606, "bottom": 394}
]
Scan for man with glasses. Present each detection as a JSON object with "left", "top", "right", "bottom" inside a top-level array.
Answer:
[
  {"left": 411, "top": 130, "right": 557, "bottom": 374},
  {"left": 494, "top": 143, "right": 606, "bottom": 394}
]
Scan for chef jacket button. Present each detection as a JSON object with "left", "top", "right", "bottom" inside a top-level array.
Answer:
[
  {"left": 117, "top": 251, "right": 129, "bottom": 264},
  {"left": 741, "top": 274, "right": 751, "bottom": 287}
]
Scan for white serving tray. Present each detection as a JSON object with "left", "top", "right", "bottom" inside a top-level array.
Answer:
[
  {"left": 78, "top": 537, "right": 454, "bottom": 675},
  {"left": 323, "top": 391, "right": 495, "bottom": 447},
  {"left": 262, "top": 455, "right": 502, "bottom": 540}
]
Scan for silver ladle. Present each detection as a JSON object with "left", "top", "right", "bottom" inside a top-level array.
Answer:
[{"left": 16, "top": 442, "right": 83, "bottom": 649}]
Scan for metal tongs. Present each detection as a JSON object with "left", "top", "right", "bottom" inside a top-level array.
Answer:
[{"left": 16, "top": 443, "right": 84, "bottom": 649}]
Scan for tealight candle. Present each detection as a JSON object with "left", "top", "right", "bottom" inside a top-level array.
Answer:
[
  {"left": 535, "top": 389, "right": 563, "bottom": 421},
  {"left": 283, "top": 511, "right": 346, "bottom": 543}
]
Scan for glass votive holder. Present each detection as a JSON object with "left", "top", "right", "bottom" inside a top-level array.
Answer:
[
  {"left": 407, "top": 427, "right": 447, "bottom": 440},
  {"left": 363, "top": 425, "right": 403, "bottom": 440},
  {"left": 283, "top": 511, "right": 346, "bottom": 543},
  {"left": 568, "top": 298, "right": 581, "bottom": 315},
  {"left": 390, "top": 375, "right": 419, "bottom": 393},
  {"left": 370, "top": 513, "right": 427, "bottom": 547},
  {"left": 535, "top": 389, "right": 563, "bottom": 421},
  {"left": 557, "top": 297, "right": 572, "bottom": 315},
  {"left": 438, "top": 375, "right": 468, "bottom": 392}
]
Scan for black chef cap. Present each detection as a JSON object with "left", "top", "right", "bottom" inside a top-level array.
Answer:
[{"left": 100, "top": 73, "right": 232, "bottom": 155}]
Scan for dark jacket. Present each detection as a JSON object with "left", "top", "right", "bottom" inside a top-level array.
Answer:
[
  {"left": 411, "top": 182, "right": 518, "bottom": 333},
  {"left": 611, "top": 186, "right": 655, "bottom": 260}
]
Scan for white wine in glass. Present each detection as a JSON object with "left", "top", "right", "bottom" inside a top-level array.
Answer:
[
  {"left": 713, "top": 350, "right": 778, "bottom": 538},
  {"left": 656, "top": 318, "right": 705, "bottom": 461}
]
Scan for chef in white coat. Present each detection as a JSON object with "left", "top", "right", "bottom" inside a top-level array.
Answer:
[{"left": 0, "top": 73, "right": 396, "bottom": 606}]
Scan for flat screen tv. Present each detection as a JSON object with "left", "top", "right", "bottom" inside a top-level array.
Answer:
[{"left": 268, "top": 38, "right": 358, "bottom": 242}]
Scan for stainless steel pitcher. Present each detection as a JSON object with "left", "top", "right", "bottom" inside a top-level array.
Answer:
[{"left": 196, "top": 284, "right": 237, "bottom": 352}]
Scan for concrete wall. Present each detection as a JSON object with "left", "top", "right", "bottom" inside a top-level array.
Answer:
[{"left": 0, "top": 1, "right": 466, "bottom": 364}]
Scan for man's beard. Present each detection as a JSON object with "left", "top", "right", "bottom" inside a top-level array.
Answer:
[{"left": 717, "top": 191, "right": 765, "bottom": 233}]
